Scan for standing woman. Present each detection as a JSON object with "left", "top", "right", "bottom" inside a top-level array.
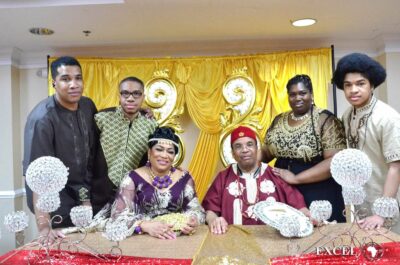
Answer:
[{"left": 261, "top": 74, "right": 346, "bottom": 222}]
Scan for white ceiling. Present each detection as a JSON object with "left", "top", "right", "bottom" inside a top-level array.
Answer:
[{"left": 1, "top": 0, "right": 400, "bottom": 65}]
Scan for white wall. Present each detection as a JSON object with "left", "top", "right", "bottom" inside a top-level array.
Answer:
[
  {"left": 385, "top": 52, "right": 400, "bottom": 113},
  {"left": 0, "top": 64, "right": 23, "bottom": 254},
  {"left": 17, "top": 68, "right": 48, "bottom": 252}
]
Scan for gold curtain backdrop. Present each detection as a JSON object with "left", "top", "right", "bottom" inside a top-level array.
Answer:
[{"left": 48, "top": 47, "right": 332, "bottom": 200}]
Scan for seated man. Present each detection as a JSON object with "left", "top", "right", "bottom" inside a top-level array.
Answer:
[{"left": 202, "top": 126, "right": 309, "bottom": 234}]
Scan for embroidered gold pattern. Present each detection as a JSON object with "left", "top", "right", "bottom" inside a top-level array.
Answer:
[
  {"left": 347, "top": 97, "right": 377, "bottom": 149},
  {"left": 265, "top": 107, "right": 346, "bottom": 162}
]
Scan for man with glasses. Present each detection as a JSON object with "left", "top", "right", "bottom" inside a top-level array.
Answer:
[
  {"left": 92, "top": 77, "right": 157, "bottom": 213},
  {"left": 202, "top": 126, "right": 309, "bottom": 234}
]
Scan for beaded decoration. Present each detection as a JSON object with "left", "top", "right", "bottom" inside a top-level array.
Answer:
[
  {"left": 148, "top": 166, "right": 176, "bottom": 189},
  {"left": 290, "top": 112, "right": 309, "bottom": 121}
]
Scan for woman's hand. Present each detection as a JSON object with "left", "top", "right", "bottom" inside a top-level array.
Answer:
[
  {"left": 272, "top": 167, "right": 298, "bottom": 184},
  {"left": 181, "top": 216, "right": 199, "bottom": 235},
  {"left": 140, "top": 221, "right": 176, "bottom": 239},
  {"left": 358, "top": 215, "right": 385, "bottom": 230}
]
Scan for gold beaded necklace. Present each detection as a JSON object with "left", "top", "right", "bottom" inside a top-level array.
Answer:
[{"left": 290, "top": 111, "right": 309, "bottom": 121}]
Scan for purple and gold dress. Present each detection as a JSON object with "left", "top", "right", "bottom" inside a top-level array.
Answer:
[{"left": 111, "top": 169, "right": 205, "bottom": 226}]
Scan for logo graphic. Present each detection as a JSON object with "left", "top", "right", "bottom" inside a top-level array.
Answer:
[
  {"left": 361, "top": 242, "right": 384, "bottom": 261},
  {"left": 316, "top": 245, "right": 355, "bottom": 256}
]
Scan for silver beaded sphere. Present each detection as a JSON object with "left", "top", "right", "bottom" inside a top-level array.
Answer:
[
  {"left": 342, "top": 186, "right": 366, "bottom": 205},
  {"left": 103, "top": 221, "right": 129, "bottom": 242},
  {"left": 310, "top": 200, "right": 332, "bottom": 222},
  {"left": 331, "top": 149, "right": 372, "bottom": 188},
  {"left": 36, "top": 193, "right": 60, "bottom": 213},
  {"left": 372, "top": 197, "right": 400, "bottom": 218},
  {"left": 70, "top": 206, "right": 93, "bottom": 227},
  {"left": 25, "top": 156, "right": 68, "bottom": 195},
  {"left": 4, "top": 211, "right": 29, "bottom": 233}
]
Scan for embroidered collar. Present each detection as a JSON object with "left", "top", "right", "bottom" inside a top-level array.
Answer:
[
  {"left": 347, "top": 96, "right": 377, "bottom": 150},
  {"left": 232, "top": 163, "right": 268, "bottom": 179},
  {"left": 353, "top": 96, "right": 377, "bottom": 115}
]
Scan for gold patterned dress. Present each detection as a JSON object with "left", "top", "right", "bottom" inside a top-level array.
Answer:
[{"left": 264, "top": 106, "right": 347, "bottom": 222}]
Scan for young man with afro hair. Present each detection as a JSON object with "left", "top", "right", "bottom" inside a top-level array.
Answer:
[{"left": 332, "top": 53, "right": 400, "bottom": 233}]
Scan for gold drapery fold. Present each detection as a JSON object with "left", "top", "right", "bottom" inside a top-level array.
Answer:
[
  {"left": 187, "top": 132, "right": 220, "bottom": 201},
  {"left": 184, "top": 61, "right": 226, "bottom": 133},
  {"left": 48, "top": 48, "right": 332, "bottom": 199}
]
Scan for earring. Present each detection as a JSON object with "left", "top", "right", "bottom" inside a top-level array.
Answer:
[{"left": 145, "top": 160, "right": 151, "bottom": 168}]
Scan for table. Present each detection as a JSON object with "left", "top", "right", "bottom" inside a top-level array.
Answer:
[{"left": 1, "top": 224, "right": 400, "bottom": 264}]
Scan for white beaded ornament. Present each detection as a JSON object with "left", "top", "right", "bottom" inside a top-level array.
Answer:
[{"left": 25, "top": 156, "right": 68, "bottom": 195}]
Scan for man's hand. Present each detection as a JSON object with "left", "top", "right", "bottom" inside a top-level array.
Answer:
[
  {"left": 299, "top": 207, "right": 319, "bottom": 226},
  {"left": 358, "top": 214, "right": 385, "bottom": 230},
  {"left": 208, "top": 216, "right": 228, "bottom": 235},
  {"left": 38, "top": 227, "right": 65, "bottom": 245},
  {"left": 140, "top": 108, "right": 154, "bottom": 119}
]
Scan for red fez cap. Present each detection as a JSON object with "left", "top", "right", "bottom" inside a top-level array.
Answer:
[{"left": 231, "top": 126, "right": 257, "bottom": 145}]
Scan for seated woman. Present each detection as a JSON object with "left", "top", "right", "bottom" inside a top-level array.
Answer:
[
  {"left": 261, "top": 74, "right": 346, "bottom": 222},
  {"left": 111, "top": 127, "right": 205, "bottom": 239}
]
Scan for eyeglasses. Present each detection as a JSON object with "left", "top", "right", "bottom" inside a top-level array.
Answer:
[
  {"left": 232, "top": 141, "right": 256, "bottom": 152},
  {"left": 120, "top": 90, "right": 143, "bottom": 99}
]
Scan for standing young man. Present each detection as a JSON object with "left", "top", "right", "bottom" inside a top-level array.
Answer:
[
  {"left": 92, "top": 77, "right": 157, "bottom": 213},
  {"left": 23, "top": 56, "right": 97, "bottom": 239},
  {"left": 332, "top": 53, "right": 400, "bottom": 233}
]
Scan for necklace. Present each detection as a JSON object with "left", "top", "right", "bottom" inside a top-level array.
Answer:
[
  {"left": 290, "top": 112, "right": 309, "bottom": 121},
  {"left": 148, "top": 166, "right": 175, "bottom": 189},
  {"left": 347, "top": 97, "right": 377, "bottom": 150},
  {"left": 236, "top": 165, "right": 262, "bottom": 218}
]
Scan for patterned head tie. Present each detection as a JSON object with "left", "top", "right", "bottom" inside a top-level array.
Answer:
[
  {"left": 148, "top": 138, "right": 179, "bottom": 148},
  {"left": 148, "top": 127, "right": 180, "bottom": 154}
]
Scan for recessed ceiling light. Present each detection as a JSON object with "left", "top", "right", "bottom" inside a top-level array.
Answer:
[
  {"left": 83, "top": 30, "right": 92, "bottom": 37},
  {"left": 29, "top": 27, "right": 54, "bottom": 36},
  {"left": 291, "top": 18, "right": 316, "bottom": 27}
]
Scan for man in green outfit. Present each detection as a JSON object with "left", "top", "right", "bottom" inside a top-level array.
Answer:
[{"left": 91, "top": 77, "right": 157, "bottom": 213}]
